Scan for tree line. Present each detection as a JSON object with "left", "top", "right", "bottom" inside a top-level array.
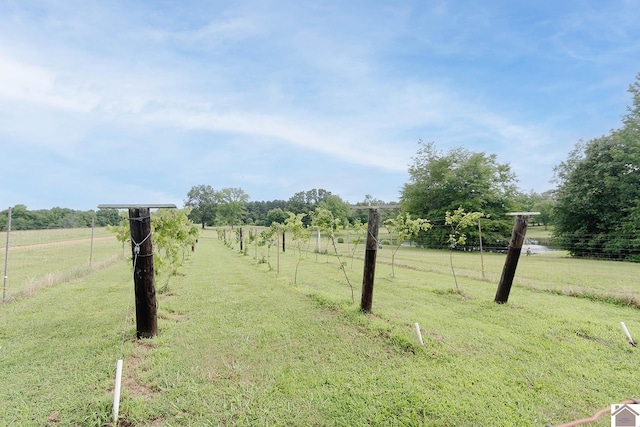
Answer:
[
  {"left": 4, "top": 74, "right": 638, "bottom": 261},
  {"left": 0, "top": 205, "right": 122, "bottom": 231}
]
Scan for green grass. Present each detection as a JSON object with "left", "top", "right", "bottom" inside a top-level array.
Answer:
[
  {"left": 1, "top": 228, "right": 123, "bottom": 300},
  {"left": 1, "top": 228, "right": 639, "bottom": 426}
]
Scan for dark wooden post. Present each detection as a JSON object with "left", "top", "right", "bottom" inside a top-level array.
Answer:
[
  {"left": 282, "top": 231, "right": 286, "bottom": 252},
  {"left": 494, "top": 213, "right": 536, "bottom": 304},
  {"left": 239, "top": 227, "right": 243, "bottom": 251},
  {"left": 128, "top": 207, "right": 158, "bottom": 338},
  {"left": 360, "top": 208, "right": 379, "bottom": 313}
]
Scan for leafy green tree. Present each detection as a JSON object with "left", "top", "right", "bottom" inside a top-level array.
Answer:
[
  {"left": 401, "top": 141, "right": 516, "bottom": 248},
  {"left": 286, "top": 188, "right": 333, "bottom": 226},
  {"left": 107, "top": 209, "right": 199, "bottom": 289},
  {"left": 266, "top": 208, "right": 288, "bottom": 225},
  {"left": 184, "top": 185, "right": 217, "bottom": 228},
  {"left": 284, "top": 212, "right": 310, "bottom": 283},
  {"left": 384, "top": 213, "right": 431, "bottom": 277},
  {"left": 258, "top": 223, "right": 279, "bottom": 270},
  {"left": 311, "top": 208, "right": 354, "bottom": 302},
  {"left": 152, "top": 208, "right": 199, "bottom": 289},
  {"left": 96, "top": 208, "right": 122, "bottom": 227},
  {"left": 216, "top": 187, "right": 249, "bottom": 226},
  {"left": 553, "top": 74, "right": 640, "bottom": 260},
  {"left": 317, "top": 194, "right": 352, "bottom": 226},
  {"left": 445, "top": 208, "right": 484, "bottom": 289}
]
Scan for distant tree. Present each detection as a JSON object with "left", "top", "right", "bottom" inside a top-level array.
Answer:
[
  {"left": 553, "top": 76, "right": 640, "bottom": 260},
  {"left": 401, "top": 140, "right": 516, "bottom": 248},
  {"left": 266, "top": 208, "right": 288, "bottom": 225},
  {"left": 246, "top": 200, "right": 287, "bottom": 225},
  {"left": 184, "top": 185, "right": 217, "bottom": 228},
  {"left": 96, "top": 208, "right": 122, "bottom": 227},
  {"left": 216, "top": 187, "right": 249, "bottom": 226},
  {"left": 513, "top": 190, "right": 556, "bottom": 229},
  {"left": 286, "top": 188, "right": 333, "bottom": 226},
  {"left": 317, "top": 194, "right": 351, "bottom": 226}
]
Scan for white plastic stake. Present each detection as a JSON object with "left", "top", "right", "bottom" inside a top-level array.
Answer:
[
  {"left": 621, "top": 322, "right": 636, "bottom": 347},
  {"left": 415, "top": 323, "right": 424, "bottom": 346},
  {"left": 113, "top": 359, "right": 123, "bottom": 423}
]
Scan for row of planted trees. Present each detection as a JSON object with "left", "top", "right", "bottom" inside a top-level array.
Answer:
[{"left": 217, "top": 206, "right": 486, "bottom": 304}]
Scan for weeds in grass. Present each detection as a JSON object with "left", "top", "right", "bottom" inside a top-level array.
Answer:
[{"left": 7, "top": 255, "right": 122, "bottom": 302}]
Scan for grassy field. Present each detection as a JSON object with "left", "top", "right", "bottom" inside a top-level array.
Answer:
[
  {"left": 0, "top": 227, "right": 638, "bottom": 426},
  {"left": 0, "top": 227, "right": 123, "bottom": 301}
]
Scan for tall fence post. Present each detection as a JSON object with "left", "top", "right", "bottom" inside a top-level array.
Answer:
[
  {"left": 3, "top": 207, "right": 11, "bottom": 303},
  {"left": 494, "top": 212, "right": 538, "bottom": 304},
  {"left": 128, "top": 207, "right": 158, "bottom": 338},
  {"left": 360, "top": 208, "right": 379, "bottom": 313},
  {"left": 89, "top": 216, "right": 95, "bottom": 267}
]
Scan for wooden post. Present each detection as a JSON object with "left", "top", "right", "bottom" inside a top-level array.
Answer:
[
  {"left": 89, "top": 216, "right": 95, "bottom": 267},
  {"left": 276, "top": 227, "right": 280, "bottom": 275},
  {"left": 128, "top": 207, "right": 158, "bottom": 338},
  {"left": 239, "top": 227, "right": 243, "bottom": 251},
  {"left": 282, "top": 231, "right": 286, "bottom": 252},
  {"left": 494, "top": 213, "right": 537, "bottom": 304},
  {"left": 478, "top": 219, "right": 485, "bottom": 280},
  {"left": 3, "top": 207, "right": 11, "bottom": 303},
  {"left": 360, "top": 208, "right": 379, "bottom": 313}
]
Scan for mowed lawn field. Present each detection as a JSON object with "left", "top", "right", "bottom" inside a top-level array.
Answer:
[{"left": 1, "top": 227, "right": 639, "bottom": 426}]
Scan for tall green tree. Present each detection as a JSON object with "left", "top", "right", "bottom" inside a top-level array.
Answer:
[
  {"left": 316, "top": 194, "right": 351, "bottom": 226},
  {"left": 553, "top": 75, "right": 640, "bottom": 260},
  {"left": 400, "top": 141, "right": 517, "bottom": 248},
  {"left": 184, "top": 185, "right": 217, "bottom": 228},
  {"left": 216, "top": 187, "right": 249, "bottom": 226}
]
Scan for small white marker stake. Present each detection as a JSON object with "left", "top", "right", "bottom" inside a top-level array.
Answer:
[
  {"left": 113, "top": 359, "right": 123, "bottom": 424},
  {"left": 620, "top": 322, "right": 637, "bottom": 347},
  {"left": 415, "top": 323, "right": 424, "bottom": 346}
]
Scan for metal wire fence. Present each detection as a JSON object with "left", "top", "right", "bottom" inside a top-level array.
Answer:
[{"left": 1, "top": 226, "right": 123, "bottom": 302}]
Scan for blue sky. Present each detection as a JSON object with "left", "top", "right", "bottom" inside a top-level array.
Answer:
[{"left": 1, "top": 0, "right": 639, "bottom": 210}]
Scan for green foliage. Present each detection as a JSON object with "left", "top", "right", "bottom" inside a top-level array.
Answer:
[
  {"left": 0, "top": 205, "right": 121, "bottom": 231},
  {"left": 348, "top": 219, "right": 367, "bottom": 268},
  {"left": 445, "top": 207, "right": 485, "bottom": 289},
  {"left": 553, "top": 74, "right": 640, "bottom": 260},
  {"left": 401, "top": 140, "right": 515, "bottom": 248},
  {"left": 311, "top": 208, "right": 354, "bottom": 301},
  {"left": 316, "top": 194, "right": 352, "bottom": 226},
  {"left": 216, "top": 187, "right": 249, "bottom": 226},
  {"left": 185, "top": 185, "right": 249, "bottom": 228},
  {"left": 184, "top": 184, "right": 218, "bottom": 228},
  {"left": 384, "top": 213, "right": 431, "bottom": 277},
  {"left": 445, "top": 207, "right": 485, "bottom": 248},
  {"left": 266, "top": 207, "right": 288, "bottom": 225},
  {"left": 152, "top": 208, "right": 199, "bottom": 288},
  {"left": 107, "top": 209, "right": 199, "bottom": 289},
  {"left": 284, "top": 212, "right": 311, "bottom": 283}
]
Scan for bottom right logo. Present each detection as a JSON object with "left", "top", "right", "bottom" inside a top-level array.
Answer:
[{"left": 612, "top": 404, "right": 640, "bottom": 427}]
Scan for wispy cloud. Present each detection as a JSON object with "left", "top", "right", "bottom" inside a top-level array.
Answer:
[{"left": 1, "top": 0, "right": 639, "bottom": 209}]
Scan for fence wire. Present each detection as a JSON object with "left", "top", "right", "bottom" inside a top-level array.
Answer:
[{"left": 1, "top": 226, "right": 122, "bottom": 302}]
